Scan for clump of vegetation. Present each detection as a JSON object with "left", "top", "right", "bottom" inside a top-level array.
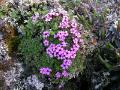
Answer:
[
  {"left": 0, "top": 1, "right": 86, "bottom": 85},
  {"left": 17, "top": 3, "right": 85, "bottom": 84}
]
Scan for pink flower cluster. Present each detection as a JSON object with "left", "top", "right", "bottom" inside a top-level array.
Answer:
[
  {"left": 40, "top": 11, "right": 84, "bottom": 79},
  {"left": 55, "top": 70, "right": 69, "bottom": 79},
  {"left": 59, "top": 16, "right": 69, "bottom": 29},
  {"left": 32, "top": 13, "right": 39, "bottom": 22},
  {"left": 43, "top": 10, "right": 59, "bottom": 22},
  {"left": 54, "top": 31, "right": 68, "bottom": 41},
  {"left": 46, "top": 43, "right": 79, "bottom": 61},
  {"left": 43, "top": 31, "right": 50, "bottom": 38},
  {"left": 39, "top": 67, "right": 52, "bottom": 75}
]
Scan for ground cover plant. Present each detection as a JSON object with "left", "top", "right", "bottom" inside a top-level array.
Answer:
[{"left": 0, "top": 1, "right": 85, "bottom": 86}]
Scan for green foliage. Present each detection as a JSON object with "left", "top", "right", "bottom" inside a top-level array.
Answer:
[
  {"left": 18, "top": 19, "right": 63, "bottom": 76},
  {"left": 69, "top": 50, "right": 84, "bottom": 75},
  {"left": 18, "top": 18, "right": 44, "bottom": 73},
  {"left": 17, "top": 4, "right": 63, "bottom": 79},
  {"left": 77, "top": 14, "right": 92, "bottom": 30},
  {"left": 60, "top": 0, "right": 81, "bottom": 10}
]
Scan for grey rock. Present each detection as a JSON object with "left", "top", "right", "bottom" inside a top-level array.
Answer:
[
  {"left": 0, "top": 40, "right": 11, "bottom": 62},
  {"left": 3, "top": 62, "right": 24, "bottom": 89},
  {"left": 24, "top": 75, "right": 44, "bottom": 90}
]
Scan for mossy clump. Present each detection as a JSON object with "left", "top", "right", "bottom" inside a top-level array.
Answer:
[
  {"left": 7, "top": 36, "right": 20, "bottom": 56},
  {"left": 2, "top": 23, "right": 20, "bottom": 56}
]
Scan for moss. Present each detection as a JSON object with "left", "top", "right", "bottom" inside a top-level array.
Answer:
[
  {"left": 7, "top": 36, "right": 20, "bottom": 56},
  {"left": 2, "top": 23, "right": 20, "bottom": 56}
]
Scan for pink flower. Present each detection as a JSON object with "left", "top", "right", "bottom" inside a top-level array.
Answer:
[
  {"left": 43, "top": 13, "right": 53, "bottom": 22},
  {"left": 55, "top": 31, "right": 68, "bottom": 41},
  {"left": 39, "top": 67, "right": 52, "bottom": 75},
  {"left": 61, "top": 59, "right": 72, "bottom": 69},
  {"left": 62, "top": 70, "right": 69, "bottom": 77},
  {"left": 32, "top": 13, "right": 39, "bottom": 22},
  {"left": 43, "top": 11, "right": 60, "bottom": 22},
  {"left": 70, "top": 28, "right": 77, "bottom": 34},
  {"left": 61, "top": 42, "right": 67, "bottom": 47},
  {"left": 73, "top": 38, "right": 79, "bottom": 44},
  {"left": 59, "top": 16, "right": 69, "bottom": 29},
  {"left": 79, "top": 39, "right": 84, "bottom": 44},
  {"left": 71, "top": 19, "right": 77, "bottom": 28},
  {"left": 55, "top": 72, "right": 61, "bottom": 79},
  {"left": 43, "top": 40, "right": 49, "bottom": 46},
  {"left": 45, "top": 15, "right": 52, "bottom": 22},
  {"left": 43, "top": 31, "right": 50, "bottom": 38}
]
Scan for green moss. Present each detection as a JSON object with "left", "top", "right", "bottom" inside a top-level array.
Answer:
[{"left": 7, "top": 36, "right": 20, "bottom": 56}]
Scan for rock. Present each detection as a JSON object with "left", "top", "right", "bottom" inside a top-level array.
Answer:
[
  {"left": 25, "top": 75, "right": 44, "bottom": 90},
  {"left": 0, "top": 30, "right": 11, "bottom": 62},
  {"left": 3, "top": 62, "right": 23, "bottom": 88},
  {"left": 6, "top": 74, "right": 44, "bottom": 90},
  {"left": 0, "top": 40, "right": 11, "bottom": 62}
]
